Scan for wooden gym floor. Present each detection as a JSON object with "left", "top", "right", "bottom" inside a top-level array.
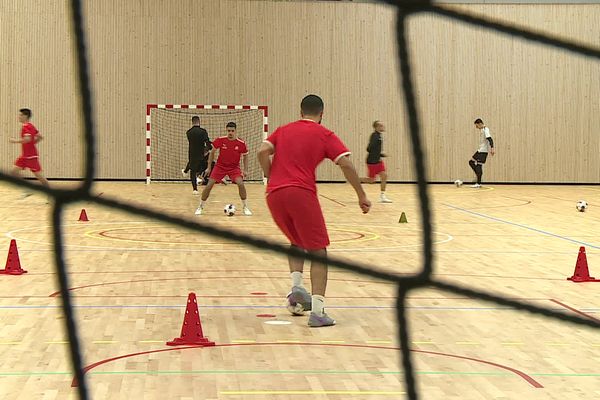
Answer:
[{"left": 0, "top": 181, "right": 598, "bottom": 400}]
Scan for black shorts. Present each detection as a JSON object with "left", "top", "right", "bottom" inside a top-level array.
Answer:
[
  {"left": 189, "top": 159, "right": 208, "bottom": 172},
  {"left": 472, "top": 152, "right": 488, "bottom": 164}
]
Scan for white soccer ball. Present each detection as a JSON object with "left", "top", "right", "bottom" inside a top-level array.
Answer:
[
  {"left": 454, "top": 179, "right": 463, "bottom": 188},
  {"left": 223, "top": 204, "right": 236, "bottom": 216},
  {"left": 576, "top": 200, "right": 588, "bottom": 212},
  {"left": 286, "top": 296, "right": 305, "bottom": 316}
]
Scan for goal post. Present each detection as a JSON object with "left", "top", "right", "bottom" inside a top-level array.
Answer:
[{"left": 145, "top": 104, "right": 269, "bottom": 184}]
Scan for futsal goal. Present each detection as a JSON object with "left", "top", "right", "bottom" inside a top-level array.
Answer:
[{"left": 145, "top": 104, "right": 268, "bottom": 184}]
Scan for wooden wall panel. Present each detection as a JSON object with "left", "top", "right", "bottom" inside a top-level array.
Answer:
[{"left": 0, "top": 1, "right": 598, "bottom": 182}]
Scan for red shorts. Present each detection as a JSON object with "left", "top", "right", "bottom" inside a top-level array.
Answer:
[
  {"left": 267, "top": 186, "right": 330, "bottom": 250},
  {"left": 367, "top": 162, "right": 385, "bottom": 179},
  {"left": 15, "top": 157, "right": 42, "bottom": 173},
  {"left": 210, "top": 165, "right": 243, "bottom": 182}
]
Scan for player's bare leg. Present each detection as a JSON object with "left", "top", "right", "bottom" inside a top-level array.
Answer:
[
  {"left": 360, "top": 177, "right": 375, "bottom": 184},
  {"left": 233, "top": 176, "right": 252, "bottom": 215},
  {"left": 195, "top": 179, "right": 217, "bottom": 215},
  {"left": 286, "top": 245, "right": 312, "bottom": 315},
  {"left": 379, "top": 171, "right": 392, "bottom": 203},
  {"left": 10, "top": 167, "right": 33, "bottom": 199},
  {"left": 307, "top": 248, "right": 335, "bottom": 327},
  {"left": 33, "top": 171, "right": 49, "bottom": 188}
]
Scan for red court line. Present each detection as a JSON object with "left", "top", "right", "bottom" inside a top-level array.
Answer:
[
  {"left": 549, "top": 299, "right": 600, "bottom": 323},
  {"left": 73, "top": 342, "right": 542, "bottom": 388},
  {"left": 319, "top": 194, "right": 347, "bottom": 207},
  {"left": 48, "top": 276, "right": 395, "bottom": 297}
]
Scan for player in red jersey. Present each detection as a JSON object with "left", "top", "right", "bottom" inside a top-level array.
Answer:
[
  {"left": 258, "top": 95, "right": 371, "bottom": 327},
  {"left": 195, "top": 122, "right": 252, "bottom": 216},
  {"left": 9, "top": 108, "right": 49, "bottom": 188}
]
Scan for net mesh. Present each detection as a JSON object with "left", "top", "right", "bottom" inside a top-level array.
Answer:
[
  {"left": 149, "top": 108, "right": 265, "bottom": 182},
  {"left": 1, "top": 1, "right": 598, "bottom": 399}
]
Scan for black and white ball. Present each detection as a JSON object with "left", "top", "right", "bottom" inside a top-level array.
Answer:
[
  {"left": 576, "top": 200, "right": 588, "bottom": 212},
  {"left": 223, "top": 204, "right": 236, "bottom": 216},
  {"left": 454, "top": 179, "right": 463, "bottom": 188}
]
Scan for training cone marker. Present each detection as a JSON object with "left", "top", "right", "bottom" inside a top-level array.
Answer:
[
  {"left": 0, "top": 240, "right": 27, "bottom": 275},
  {"left": 78, "top": 209, "right": 89, "bottom": 222},
  {"left": 567, "top": 247, "right": 599, "bottom": 282},
  {"left": 167, "top": 292, "right": 215, "bottom": 346},
  {"left": 399, "top": 212, "right": 408, "bottom": 224}
]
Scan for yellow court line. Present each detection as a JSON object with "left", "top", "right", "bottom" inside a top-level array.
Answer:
[
  {"left": 92, "top": 341, "right": 118, "bottom": 344},
  {"left": 456, "top": 342, "right": 480, "bottom": 345},
  {"left": 221, "top": 391, "right": 406, "bottom": 395},
  {"left": 320, "top": 340, "right": 346, "bottom": 344},
  {"left": 276, "top": 340, "right": 302, "bottom": 343},
  {"left": 46, "top": 341, "right": 69, "bottom": 344},
  {"left": 366, "top": 340, "right": 392, "bottom": 344},
  {"left": 412, "top": 341, "right": 435, "bottom": 345},
  {"left": 138, "top": 340, "right": 164, "bottom": 344},
  {"left": 0, "top": 342, "right": 22, "bottom": 345},
  {"left": 501, "top": 342, "right": 524, "bottom": 346},
  {"left": 546, "top": 343, "right": 569, "bottom": 346}
]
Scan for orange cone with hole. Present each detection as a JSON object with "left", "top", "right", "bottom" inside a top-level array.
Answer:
[
  {"left": 167, "top": 292, "right": 215, "bottom": 346},
  {"left": 0, "top": 240, "right": 27, "bottom": 275}
]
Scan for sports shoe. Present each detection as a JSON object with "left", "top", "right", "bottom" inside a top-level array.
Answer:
[
  {"left": 181, "top": 169, "right": 188, "bottom": 177},
  {"left": 287, "top": 286, "right": 312, "bottom": 315},
  {"left": 194, "top": 207, "right": 203, "bottom": 215},
  {"left": 379, "top": 194, "right": 393, "bottom": 203},
  {"left": 192, "top": 190, "right": 199, "bottom": 195},
  {"left": 243, "top": 206, "right": 253, "bottom": 216},
  {"left": 308, "top": 312, "right": 336, "bottom": 327},
  {"left": 470, "top": 183, "right": 482, "bottom": 188},
  {"left": 196, "top": 176, "right": 202, "bottom": 184}
]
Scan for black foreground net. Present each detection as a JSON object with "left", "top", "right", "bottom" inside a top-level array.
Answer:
[
  {"left": 150, "top": 108, "right": 265, "bottom": 182},
  {"left": 0, "top": 1, "right": 598, "bottom": 399}
]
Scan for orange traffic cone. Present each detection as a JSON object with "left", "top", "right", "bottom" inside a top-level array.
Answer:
[
  {"left": 78, "top": 209, "right": 89, "bottom": 222},
  {"left": 0, "top": 240, "right": 27, "bottom": 275},
  {"left": 167, "top": 292, "right": 215, "bottom": 346},
  {"left": 567, "top": 247, "right": 599, "bottom": 282}
]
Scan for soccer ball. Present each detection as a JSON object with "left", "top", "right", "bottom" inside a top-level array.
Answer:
[
  {"left": 223, "top": 204, "right": 236, "bottom": 216},
  {"left": 286, "top": 295, "right": 306, "bottom": 316},
  {"left": 576, "top": 200, "right": 588, "bottom": 212},
  {"left": 454, "top": 179, "right": 463, "bottom": 188}
]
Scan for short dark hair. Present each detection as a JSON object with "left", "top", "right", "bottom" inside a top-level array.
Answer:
[
  {"left": 373, "top": 120, "right": 381, "bottom": 129},
  {"left": 191, "top": 116, "right": 200, "bottom": 124},
  {"left": 301, "top": 95, "right": 324, "bottom": 115},
  {"left": 20, "top": 108, "right": 32, "bottom": 119},
  {"left": 474, "top": 118, "right": 483, "bottom": 124},
  {"left": 226, "top": 122, "right": 237, "bottom": 129}
]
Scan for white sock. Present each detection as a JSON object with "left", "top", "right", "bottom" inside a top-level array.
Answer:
[
  {"left": 242, "top": 199, "right": 248, "bottom": 207},
  {"left": 291, "top": 271, "right": 303, "bottom": 288},
  {"left": 381, "top": 192, "right": 386, "bottom": 196},
  {"left": 312, "top": 295, "right": 325, "bottom": 316}
]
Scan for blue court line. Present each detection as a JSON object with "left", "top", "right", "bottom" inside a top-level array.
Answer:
[
  {"left": 0, "top": 305, "right": 597, "bottom": 312},
  {"left": 445, "top": 204, "right": 600, "bottom": 249}
]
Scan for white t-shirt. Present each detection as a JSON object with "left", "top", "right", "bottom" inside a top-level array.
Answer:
[{"left": 478, "top": 127, "right": 492, "bottom": 153}]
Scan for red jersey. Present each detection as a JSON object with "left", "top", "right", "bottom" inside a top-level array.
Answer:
[
  {"left": 21, "top": 122, "right": 39, "bottom": 158},
  {"left": 213, "top": 136, "right": 248, "bottom": 169},
  {"left": 265, "top": 119, "right": 350, "bottom": 194}
]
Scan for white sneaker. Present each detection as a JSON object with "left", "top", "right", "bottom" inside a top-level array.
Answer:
[
  {"left": 194, "top": 207, "right": 203, "bottom": 215},
  {"left": 243, "top": 207, "right": 253, "bottom": 216},
  {"left": 470, "top": 183, "right": 482, "bottom": 188},
  {"left": 192, "top": 190, "right": 199, "bottom": 195},
  {"left": 379, "top": 194, "right": 393, "bottom": 203},
  {"left": 196, "top": 176, "right": 202, "bottom": 184},
  {"left": 221, "top": 179, "right": 228, "bottom": 185},
  {"left": 181, "top": 169, "right": 188, "bottom": 177}
]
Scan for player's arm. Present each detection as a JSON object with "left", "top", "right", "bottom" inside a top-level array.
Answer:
[
  {"left": 337, "top": 155, "right": 371, "bottom": 214},
  {"left": 242, "top": 153, "right": 249, "bottom": 176},
  {"left": 9, "top": 134, "right": 31, "bottom": 144},
  {"left": 206, "top": 148, "right": 217, "bottom": 173},
  {"left": 485, "top": 128, "right": 495, "bottom": 155},
  {"left": 257, "top": 141, "right": 274, "bottom": 178}
]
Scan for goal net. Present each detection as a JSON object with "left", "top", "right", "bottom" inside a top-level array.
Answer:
[{"left": 146, "top": 104, "right": 268, "bottom": 183}]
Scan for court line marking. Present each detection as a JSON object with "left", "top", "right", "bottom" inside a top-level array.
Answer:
[
  {"left": 319, "top": 194, "right": 347, "bottom": 207},
  {"left": 72, "top": 342, "right": 542, "bottom": 388},
  {"left": 444, "top": 204, "right": 600, "bottom": 249},
  {"left": 220, "top": 390, "right": 405, "bottom": 395},
  {"left": 549, "top": 299, "right": 600, "bottom": 323}
]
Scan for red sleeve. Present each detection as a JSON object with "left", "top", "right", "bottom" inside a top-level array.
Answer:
[
  {"left": 23, "top": 124, "right": 37, "bottom": 136},
  {"left": 325, "top": 132, "right": 351, "bottom": 163},
  {"left": 240, "top": 141, "right": 248, "bottom": 154},
  {"left": 265, "top": 128, "right": 280, "bottom": 148},
  {"left": 212, "top": 137, "right": 222, "bottom": 149}
]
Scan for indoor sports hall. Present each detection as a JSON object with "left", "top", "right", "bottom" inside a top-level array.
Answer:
[{"left": 0, "top": 1, "right": 598, "bottom": 399}]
